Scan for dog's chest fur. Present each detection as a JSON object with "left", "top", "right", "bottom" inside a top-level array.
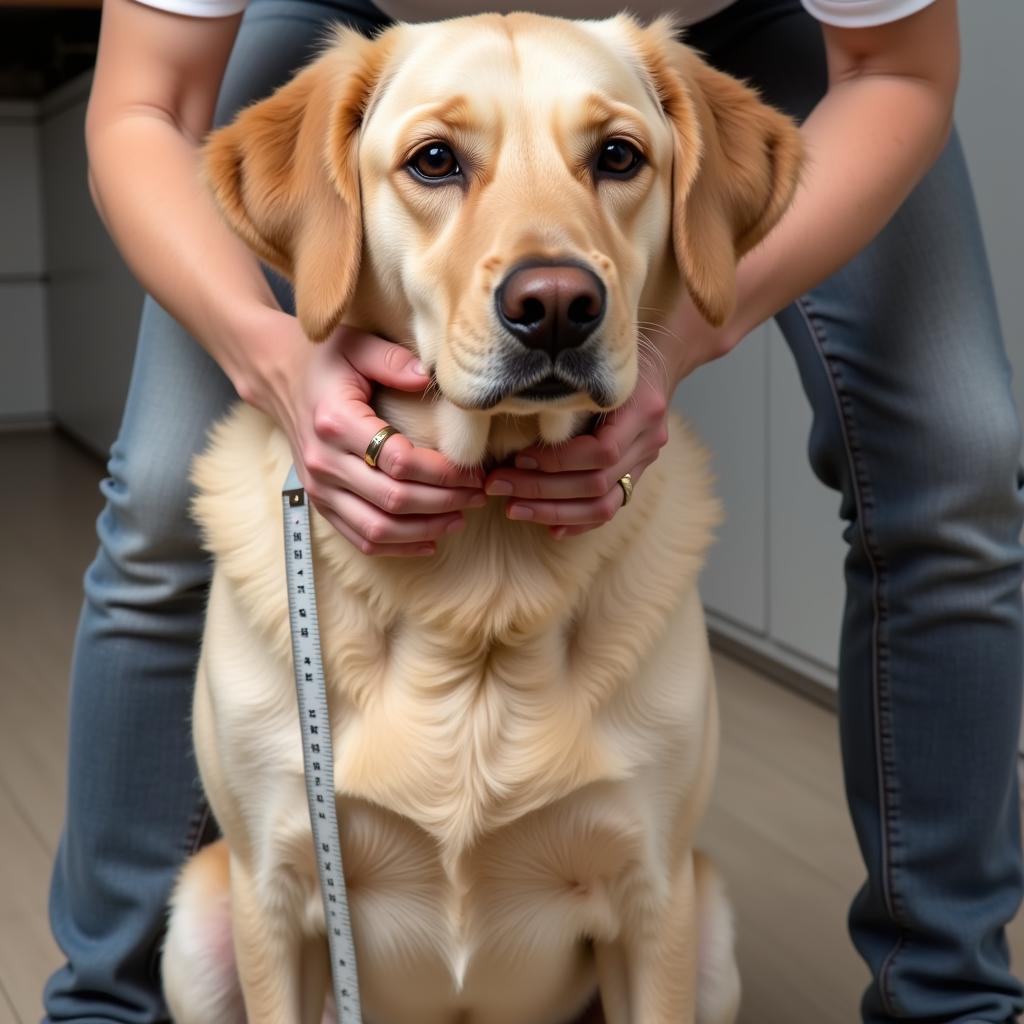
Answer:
[{"left": 191, "top": 402, "right": 719, "bottom": 1015}]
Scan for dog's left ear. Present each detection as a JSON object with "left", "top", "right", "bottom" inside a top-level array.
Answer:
[
  {"left": 636, "top": 18, "right": 804, "bottom": 327},
  {"left": 203, "top": 27, "right": 395, "bottom": 341}
]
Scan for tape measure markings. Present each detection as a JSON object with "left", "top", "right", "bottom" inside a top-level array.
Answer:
[{"left": 282, "top": 466, "right": 362, "bottom": 1024}]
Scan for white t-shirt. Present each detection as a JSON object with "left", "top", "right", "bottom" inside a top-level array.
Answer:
[{"left": 138, "top": 0, "right": 937, "bottom": 28}]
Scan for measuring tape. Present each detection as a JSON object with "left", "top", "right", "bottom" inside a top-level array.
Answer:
[{"left": 282, "top": 466, "right": 362, "bottom": 1024}]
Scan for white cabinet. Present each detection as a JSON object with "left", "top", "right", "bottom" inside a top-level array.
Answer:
[
  {"left": 0, "top": 111, "right": 44, "bottom": 278},
  {"left": 673, "top": 324, "right": 845, "bottom": 692},
  {"left": 764, "top": 324, "right": 844, "bottom": 674},
  {"left": 0, "top": 283, "right": 48, "bottom": 420},
  {"left": 1, "top": 76, "right": 141, "bottom": 446},
  {"left": 0, "top": 102, "right": 49, "bottom": 423},
  {"left": 41, "top": 75, "right": 141, "bottom": 455},
  {"left": 675, "top": 324, "right": 770, "bottom": 636}
]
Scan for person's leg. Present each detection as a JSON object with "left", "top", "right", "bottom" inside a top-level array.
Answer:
[
  {"left": 688, "top": 2, "right": 1024, "bottom": 1021},
  {"left": 42, "top": 3, "right": 388, "bottom": 1021},
  {"left": 777, "top": 132, "right": 1024, "bottom": 1023},
  {"left": 44, "top": 301, "right": 236, "bottom": 1024}
]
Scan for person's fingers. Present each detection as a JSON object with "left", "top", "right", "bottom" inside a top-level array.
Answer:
[
  {"left": 339, "top": 327, "right": 431, "bottom": 393},
  {"left": 511, "top": 389, "right": 666, "bottom": 473},
  {"left": 506, "top": 455, "right": 655, "bottom": 530},
  {"left": 315, "top": 504, "right": 439, "bottom": 558},
  {"left": 505, "top": 487, "right": 623, "bottom": 528},
  {"left": 337, "top": 454, "right": 488, "bottom": 515},
  {"left": 309, "top": 486, "right": 467, "bottom": 550},
  {"left": 374, "top": 436, "right": 486, "bottom": 489},
  {"left": 510, "top": 430, "right": 624, "bottom": 474},
  {"left": 485, "top": 426, "right": 664, "bottom": 501},
  {"left": 311, "top": 404, "right": 484, "bottom": 489},
  {"left": 301, "top": 447, "right": 475, "bottom": 554}
]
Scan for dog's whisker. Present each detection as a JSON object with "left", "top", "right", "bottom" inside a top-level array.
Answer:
[
  {"left": 635, "top": 334, "right": 671, "bottom": 392},
  {"left": 628, "top": 342, "right": 666, "bottom": 401},
  {"left": 635, "top": 320, "right": 683, "bottom": 343},
  {"left": 636, "top": 332, "right": 670, "bottom": 363},
  {"left": 634, "top": 324, "right": 683, "bottom": 355}
]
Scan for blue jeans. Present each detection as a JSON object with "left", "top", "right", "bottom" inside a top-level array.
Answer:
[{"left": 44, "top": 0, "right": 1024, "bottom": 1021}]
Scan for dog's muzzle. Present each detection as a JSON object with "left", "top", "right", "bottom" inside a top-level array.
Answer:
[
  {"left": 467, "top": 258, "right": 614, "bottom": 407},
  {"left": 495, "top": 260, "right": 606, "bottom": 357}
]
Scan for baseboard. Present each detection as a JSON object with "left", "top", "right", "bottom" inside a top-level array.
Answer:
[
  {"left": 54, "top": 422, "right": 106, "bottom": 463},
  {"left": 707, "top": 613, "right": 838, "bottom": 713},
  {"left": 0, "top": 414, "right": 53, "bottom": 433}
]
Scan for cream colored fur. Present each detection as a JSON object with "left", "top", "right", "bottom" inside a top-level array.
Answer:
[{"left": 162, "top": 12, "right": 803, "bottom": 1023}]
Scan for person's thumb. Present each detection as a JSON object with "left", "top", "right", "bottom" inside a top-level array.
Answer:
[{"left": 343, "top": 330, "right": 430, "bottom": 393}]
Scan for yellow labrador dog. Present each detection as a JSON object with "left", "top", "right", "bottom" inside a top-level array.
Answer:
[{"left": 161, "top": 12, "right": 802, "bottom": 1024}]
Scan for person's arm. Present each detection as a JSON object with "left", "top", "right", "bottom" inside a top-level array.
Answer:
[
  {"left": 87, "top": 0, "right": 284, "bottom": 394},
  {"left": 87, "top": 0, "right": 483, "bottom": 557},
  {"left": 491, "top": 0, "right": 959, "bottom": 533},
  {"left": 671, "top": 0, "right": 960, "bottom": 377}
]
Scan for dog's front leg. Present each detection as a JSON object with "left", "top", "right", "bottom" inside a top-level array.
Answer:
[
  {"left": 600, "top": 852, "right": 700, "bottom": 1024},
  {"left": 593, "top": 940, "right": 630, "bottom": 1024},
  {"left": 229, "top": 855, "right": 326, "bottom": 1024}
]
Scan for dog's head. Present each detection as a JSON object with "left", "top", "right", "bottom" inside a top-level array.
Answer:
[{"left": 205, "top": 14, "right": 802, "bottom": 463}]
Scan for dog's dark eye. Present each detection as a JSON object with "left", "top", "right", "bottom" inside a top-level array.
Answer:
[
  {"left": 408, "top": 142, "right": 461, "bottom": 182},
  {"left": 596, "top": 139, "right": 644, "bottom": 179}
]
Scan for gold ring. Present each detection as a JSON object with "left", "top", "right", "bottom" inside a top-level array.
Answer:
[
  {"left": 618, "top": 472, "right": 634, "bottom": 507},
  {"left": 364, "top": 425, "right": 400, "bottom": 468}
]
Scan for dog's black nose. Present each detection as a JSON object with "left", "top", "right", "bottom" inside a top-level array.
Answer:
[{"left": 496, "top": 262, "right": 606, "bottom": 356}]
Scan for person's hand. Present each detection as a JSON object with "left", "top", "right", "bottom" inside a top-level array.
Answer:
[
  {"left": 483, "top": 350, "right": 674, "bottom": 539},
  {"left": 250, "top": 309, "right": 486, "bottom": 557}
]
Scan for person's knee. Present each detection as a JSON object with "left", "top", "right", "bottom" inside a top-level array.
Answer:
[
  {"left": 806, "top": 374, "right": 1023, "bottom": 578},
  {"left": 930, "top": 388, "right": 1022, "bottom": 531},
  {"left": 872, "top": 389, "right": 1023, "bottom": 571}
]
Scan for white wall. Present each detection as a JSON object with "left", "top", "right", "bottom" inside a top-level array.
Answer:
[{"left": 957, "top": 4, "right": 1024, "bottom": 419}]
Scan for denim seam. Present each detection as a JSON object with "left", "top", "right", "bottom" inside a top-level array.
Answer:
[
  {"left": 794, "top": 296, "right": 906, "bottom": 1017},
  {"left": 184, "top": 795, "right": 212, "bottom": 856}
]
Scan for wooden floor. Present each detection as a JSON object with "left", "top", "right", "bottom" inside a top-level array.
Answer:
[{"left": 2, "top": 429, "right": 1022, "bottom": 1024}]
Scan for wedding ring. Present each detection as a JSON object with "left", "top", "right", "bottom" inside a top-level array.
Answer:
[
  {"left": 364, "top": 425, "right": 400, "bottom": 468},
  {"left": 618, "top": 472, "right": 634, "bottom": 507}
]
